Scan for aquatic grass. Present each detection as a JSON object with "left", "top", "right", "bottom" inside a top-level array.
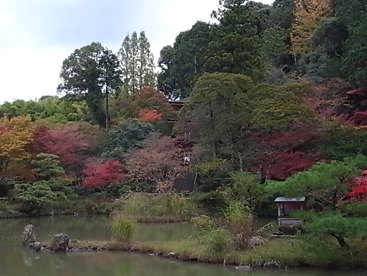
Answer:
[
  {"left": 111, "top": 218, "right": 133, "bottom": 242},
  {"left": 113, "top": 193, "right": 198, "bottom": 222}
]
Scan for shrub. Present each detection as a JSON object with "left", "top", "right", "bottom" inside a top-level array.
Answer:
[
  {"left": 115, "top": 193, "right": 197, "bottom": 221},
  {"left": 111, "top": 218, "right": 134, "bottom": 242},
  {"left": 198, "top": 228, "right": 230, "bottom": 255}
]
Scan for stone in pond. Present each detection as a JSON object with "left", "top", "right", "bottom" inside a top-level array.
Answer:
[
  {"left": 50, "top": 233, "right": 69, "bottom": 252},
  {"left": 22, "top": 224, "right": 36, "bottom": 246},
  {"left": 29, "top": 242, "right": 41, "bottom": 252}
]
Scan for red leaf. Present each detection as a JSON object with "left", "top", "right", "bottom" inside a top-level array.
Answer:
[{"left": 82, "top": 158, "right": 124, "bottom": 188}]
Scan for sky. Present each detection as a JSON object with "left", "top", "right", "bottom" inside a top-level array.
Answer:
[{"left": 0, "top": 0, "right": 274, "bottom": 103}]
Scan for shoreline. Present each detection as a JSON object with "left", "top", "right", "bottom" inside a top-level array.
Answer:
[{"left": 36, "top": 239, "right": 367, "bottom": 271}]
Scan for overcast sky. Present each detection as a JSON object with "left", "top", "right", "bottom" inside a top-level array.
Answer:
[{"left": 0, "top": 0, "right": 274, "bottom": 103}]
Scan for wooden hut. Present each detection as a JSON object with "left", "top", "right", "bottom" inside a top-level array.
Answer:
[{"left": 274, "top": 197, "right": 306, "bottom": 228}]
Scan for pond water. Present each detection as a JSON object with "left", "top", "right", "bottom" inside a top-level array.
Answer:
[{"left": 0, "top": 216, "right": 365, "bottom": 276}]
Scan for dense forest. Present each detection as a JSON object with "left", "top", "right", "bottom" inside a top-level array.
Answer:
[{"left": 1, "top": 0, "right": 367, "bottom": 250}]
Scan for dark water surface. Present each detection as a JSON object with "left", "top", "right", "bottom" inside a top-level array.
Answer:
[{"left": 0, "top": 216, "right": 365, "bottom": 276}]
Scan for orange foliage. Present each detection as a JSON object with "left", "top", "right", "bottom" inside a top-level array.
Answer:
[
  {"left": 138, "top": 108, "right": 163, "bottom": 122},
  {"left": 114, "top": 86, "right": 173, "bottom": 120},
  {"left": 291, "top": 0, "right": 332, "bottom": 55},
  {"left": 0, "top": 115, "right": 34, "bottom": 173}
]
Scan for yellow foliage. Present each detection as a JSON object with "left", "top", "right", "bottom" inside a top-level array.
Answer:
[
  {"left": 291, "top": 0, "right": 332, "bottom": 56},
  {"left": 0, "top": 115, "right": 34, "bottom": 161}
]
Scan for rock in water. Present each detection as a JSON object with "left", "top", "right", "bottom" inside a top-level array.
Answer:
[
  {"left": 50, "top": 233, "right": 69, "bottom": 252},
  {"left": 22, "top": 224, "right": 36, "bottom": 246},
  {"left": 29, "top": 242, "right": 41, "bottom": 252}
]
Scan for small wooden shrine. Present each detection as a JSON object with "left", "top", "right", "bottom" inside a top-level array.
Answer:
[{"left": 274, "top": 197, "right": 306, "bottom": 228}]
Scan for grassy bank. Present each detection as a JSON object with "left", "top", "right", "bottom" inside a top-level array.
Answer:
[
  {"left": 55, "top": 237, "right": 367, "bottom": 270},
  {"left": 112, "top": 193, "right": 199, "bottom": 222},
  {"left": 0, "top": 198, "right": 118, "bottom": 219}
]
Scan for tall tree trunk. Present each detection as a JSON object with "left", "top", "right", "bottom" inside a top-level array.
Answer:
[{"left": 105, "top": 86, "right": 110, "bottom": 130}]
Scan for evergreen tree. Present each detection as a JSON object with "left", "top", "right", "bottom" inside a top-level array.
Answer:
[
  {"left": 118, "top": 31, "right": 155, "bottom": 95},
  {"left": 58, "top": 42, "right": 121, "bottom": 128},
  {"left": 205, "top": 0, "right": 263, "bottom": 80}
]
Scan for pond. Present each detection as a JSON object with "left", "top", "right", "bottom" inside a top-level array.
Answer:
[{"left": 0, "top": 216, "right": 365, "bottom": 276}]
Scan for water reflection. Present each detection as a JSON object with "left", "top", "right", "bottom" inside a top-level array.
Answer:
[{"left": 0, "top": 216, "right": 365, "bottom": 276}]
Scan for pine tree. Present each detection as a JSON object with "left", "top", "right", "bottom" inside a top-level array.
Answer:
[
  {"left": 291, "top": 0, "right": 332, "bottom": 57},
  {"left": 118, "top": 31, "right": 155, "bottom": 95}
]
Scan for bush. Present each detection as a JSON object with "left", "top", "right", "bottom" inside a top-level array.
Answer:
[
  {"left": 192, "top": 191, "right": 226, "bottom": 214},
  {"left": 115, "top": 193, "right": 197, "bottom": 221},
  {"left": 111, "top": 218, "right": 134, "bottom": 242},
  {"left": 225, "top": 201, "right": 254, "bottom": 250},
  {"left": 198, "top": 228, "right": 230, "bottom": 255}
]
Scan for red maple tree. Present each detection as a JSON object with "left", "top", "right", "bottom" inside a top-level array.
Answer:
[
  {"left": 32, "top": 124, "right": 90, "bottom": 174},
  {"left": 82, "top": 158, "right": 125, "bottom": 188},
  {"left": 248, "top": 124, "right": 322, "bottom": 180},
  {"left": 344, "top": 171, "right": 367, "bottom": 202}
]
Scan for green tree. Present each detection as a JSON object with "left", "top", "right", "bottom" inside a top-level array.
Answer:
[
  {"left": 248, "top": 82, "right": 315, "bottom": 131},
  {"left": 333, "top": 0, "right": 367, "bottom": 27},
  {"left": 261, "top": 26, "right": 289, "bottom": 66},
  {"left": 266, "top": 155, "right": 367, "bottom": 248},
  {"left": 0, "top": 97, "right": 88, "bottom": 123},
  {"left": 58, "top": 42, "right": 121, "bottom": 128},
  {"left": 317, "top": 124, "right": 367, "bottom": 160},
  {"left": 157, "top": 46, "right": 179, "bottom": 98},
  {"left": 157, "top": 21, "right": 212, "bottom": 99},
  {"left": 205, "top": 0, "right": 263, "bottom": 79},
  {"left": 13, "top": 181, "right": 66, "bottom": 214},
  {"left": 179, "top": 72, "right": 254, "bottom": 158},
  {"left": 31, "top": 153, "right": 65, "bottom": 181},
  {"left": 222, "top": 171, "right": 264, "bottom": 211},
  {"left": 118, "top": 31, "right": 155, "bottom": 95},
  {"left": 341, "top": 14, "right": 367, "bottom": 88},
  {"left": 101, "top": 119, "right": 153, "bottom": 161},
  {"left": 270, "top": 0, "right": 294, "bottom": 30},
  {"left": 98, "top": 49, "right": 122, "bottom": 129},
  {"left": 266, "top": 155, "right": 367, "bottom": 209}
]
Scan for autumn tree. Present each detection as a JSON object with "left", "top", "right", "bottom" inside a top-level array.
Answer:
[
  {"left": 291, "top": 0, "right": 332, "bottom": 57},
  {"left": 249, "top": 124, "right": 321, "bottom": 180},
  {"left": 82, "top": 158, "right": 124, "bottom": 188},
  {"left": 112, "top": 86, "right": 173, "bottom": 122},
  {"left": 118, "top": 31, "right": 155, "bottom": 95},
  {"left": 125, "top": 133, "right": 188, "bottom": 188},
  {"left": 180, "top": 73, "right": 316, "bottom": 169},
  {"left": 32, "top": 123, "right": 90, "bottom": 176},
  {"left": 0, "top": 115, "right": 33, "bottom": 180}
]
